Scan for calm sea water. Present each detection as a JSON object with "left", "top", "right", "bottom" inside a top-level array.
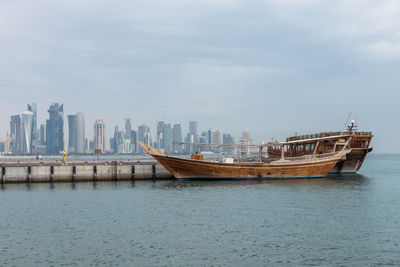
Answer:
[{"left": 0, "top": 154, "right": 399, "bottom": 266}]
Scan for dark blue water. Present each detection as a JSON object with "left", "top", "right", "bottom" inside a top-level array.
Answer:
[{"left": 0, "top": 154, "right": 399, "bottom": 266}]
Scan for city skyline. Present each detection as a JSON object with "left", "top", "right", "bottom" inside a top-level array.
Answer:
[{"left": 1, "top": 102, "right": 249, "bottom": 154}]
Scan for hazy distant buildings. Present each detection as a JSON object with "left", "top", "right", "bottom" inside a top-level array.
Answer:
[
  {"left": 46, "top": 103, "right": 64, "bottom": 154},
  {"left": 68, "top": 112, "right": 85, "bottom": 154},
  {"left": 94, "top": 117, "right": 105, "bottom": 152}
]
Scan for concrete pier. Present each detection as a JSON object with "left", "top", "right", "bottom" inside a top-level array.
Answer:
[{"left": 0, "top": 160, "right": 173, "bottom": 183}]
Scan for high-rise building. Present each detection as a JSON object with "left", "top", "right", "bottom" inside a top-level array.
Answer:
[
  {"left": 94, "top": 117, "right": 105, "bottom": 152},
  {"left": 172, "top": 124, "right": 182, "bottom": 153},
  {"left": 183, "top": 121, "right": 198, "bottom": 154},
  {"left": 68, "top": 112, "right": 85, "bottom": 154},
  {"left": 189, "top": 121, "right": 197, "bottom": 139},
  {"left": 10, "top": 115, "right": 23, "bottom": 153},
  {"left": 75, "top": 113, "right": 85, "bottom": 153},
  {"left": 156, "top": 121, "right": 165, "bottom": 149},
  {"left": 39, "top": 124, "right": 45, "bottom": 145},
  {"left": 163, "top": 123, "right": 172, "bottom": 154},
  {"left": 125, "top": 118, "right": 132, "bottom": 139},
  {"left": 208, "top": 128, "right": 222, "bottom": 152},
  {"left": 223, "top": 133, "right": 235, "bottom": 154},
  {"left": 21, "top": 111, "right": 34, "bottom": 154},
  {"left": 113, "top": 126, "right": 122, "bottom": 153},
  {"left": 46, "top": 103, "right": 64, "bottom": 154},
  {"left": 109, "top": 137, "right": 115, "bottom": 151},
  {"left": 131, "top": 129, "right": 137, "bottom": 153},
  {"left": 67, "top": 115, "right": 76, "bottom": 153},
  {"left": 27, "top": 103, "right": 37, "bottom": 145},
  {"left": 0, "top": 139, "right": 4, "bottom": 153},
  {"left": 89, "top": 140, "right": 94, "bottom": 150},
  {"left": 240, "top": 129, "right": 252, "bottom": 156},
  {"left": 138, "top": 123, "right": 151, "bottom": 154}
]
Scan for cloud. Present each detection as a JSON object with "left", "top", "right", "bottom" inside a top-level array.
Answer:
[
  {"left": 362, "top": 40, "right": 400, "bottom": 61},
  {"left": 0, "top": 0, "right": 399, "bottom": 152}
]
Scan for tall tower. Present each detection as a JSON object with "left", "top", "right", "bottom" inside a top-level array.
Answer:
[
  {"left": 138, "top": 123, "right": 151, "bottom": 154},
  {"left": 75, "top": 113, "right": 85, "bottom": 153},
  {"left": 46, "top": 103, "right": 64, "bottom": 154},
  {"left": 125, "top": 118, "right": 132, "bottom": 139},
  {"left": 208, "top": 128, "right": 221, "bottom": 152},
  {"left": 27, "top": 103, "right": 37, "bottom": 143},
  {"left": 163, "top": 123, "right": 172, "bottom": 154},
  {"left": 21, "top": 111, "right": 34, "bottom": 154},
  {"left": 172, "top": 124, "right": 182, "bottom": 153},
  {"left": 189, "top": 121, "right": 197, "bottom": 140},
  {"left": 67, "top": 112, "right": 85, "bottom": 154},
  {"left": 156, "top": 121, "right": 165, "bottom": 149},
  {"left": 67, "top": 115, "right": 76, "bottom": 153},
  {"left": 10, "top": 115, "right": 23, "bottom": 153},
  {"left": 94, "top": 117, "right": 105, "bottom": 152}
]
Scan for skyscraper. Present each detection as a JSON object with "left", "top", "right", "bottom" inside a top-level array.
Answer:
[
  {"left": 156, "top": 121, "right": 165, "bottom": 149},
  {"left": 94, "top": 117, "right": 105, "bottom": 152},
  {"left": 27, "top": 103, "right": 37, "bottom": 145},
  {"left": 172, "top": 124, "right": 182, "bottom": 153},
  {"left": 113, "top": 126, "right": 122, "bottom": 153},
  {"left": 125, "top": 118, "right": 132, "bottom": 139},
  {"left": 21, "top": 111, "right": 34, "bottom": 154},
  {"left": 185, "top": 121, "right": 198, "bottom": 153},
  {"left": 67, "top": 115, "right": 76, "bottom": 153},
  {"left": 75, "top": 113, "right": 85, "bottom": 153},
  {"left": 138, "top": 123, "right": 151, "bottom": 154},
  {"left": 68, "top": 112, "right": 85, "bottom": 154},
  {"left": 10, "top": 115, "right": 23, "bottom": 153},
  {"left": 222, "top": 133, "right": 235, "bottom": 154},
  {"left": 189, "top": 121, "right": 197, "bottom": 138},
  {"left": 46, "top": 103, "right": 64, "bottom": 154},
  {"left": 208, "top": 128, "right": 222, "bottom": 152},
  {"left": 39, "top": 124, "right": 45, "bottom": 145},
  {"left": 163, "top": 123, "right": 172, "bottom": 154},
  {"left": 131, "top": 129, "right": 137, "bottom": 153},
  {"left": 240, "top": 129, "right": 252, "bottom": 156}
]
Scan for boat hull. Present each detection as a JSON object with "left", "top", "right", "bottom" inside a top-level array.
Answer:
[
  {"left": 330, "top": 148, "right": 372, "bottom": 174},
  {"left": 152, "top": 154, "right": 340, "bottom": 179}
]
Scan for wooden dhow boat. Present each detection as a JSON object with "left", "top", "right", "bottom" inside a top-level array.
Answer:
[
  {"left": 267, "top": 122, "right": 373, "bottom": 174},
  {"left": 138, "top": 135, "right": 353, "bottom": 180}
]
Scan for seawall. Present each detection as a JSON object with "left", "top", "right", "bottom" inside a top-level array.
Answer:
[{"left": 0, "top": 160, "right": 173, "bottom": 183}]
